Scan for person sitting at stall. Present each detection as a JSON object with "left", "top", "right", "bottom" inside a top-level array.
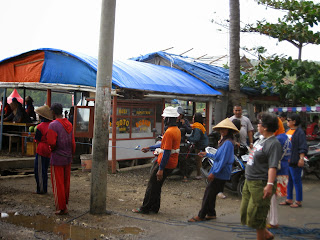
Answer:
[
  {"left": 68, "top": 106, "right": 74, "bottom": 125},
  {"left": 4, "top": 98, "right": 31, "bottom": 123},
  {"left": 25, "top": 96, "right": 36, "bottom": 121},
  {"left": 0, "top": 97, "right": 12, "bottom": 119}
]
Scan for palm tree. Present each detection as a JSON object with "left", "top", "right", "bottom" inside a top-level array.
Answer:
[{"left": 227, "top": 0, "right": 241, "bottom": 116}]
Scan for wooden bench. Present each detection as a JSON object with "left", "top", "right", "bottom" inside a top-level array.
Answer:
[{"left": 2, "top": 133, "right": 21, "bottom": 153}]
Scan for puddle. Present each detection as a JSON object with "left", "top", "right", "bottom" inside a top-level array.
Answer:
[{"left": 1, "top": 212, "right": 143, "bottom": 239}]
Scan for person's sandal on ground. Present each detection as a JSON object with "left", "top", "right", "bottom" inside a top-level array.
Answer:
[
  {"left": 265, "top": 229, "right": 274, "bottom": 240},
  {"left": 194, "top": 176, "right": 202, "bottom": 180},
  {"left": 132, "top": 208, "right": 148, "bottom": 214},
  {"left": 188, "top": 216, "right": 205, "bottom": 222},
  {"left": 290, "top": 201, "right": 302, "bottom": 208},
  {"left": 205, "top": 215, "right": 216, "bottom": 220},
  {"left": 266, "top": 223, "right": 279, "bottom": 229},
  {"left": 217, "top": 192, "right": 226, "bottom": 199},
  {"left": 279, "top": 200, "right": 293, "bottom": 206},
  {"left": 55, "top": 209, "right": 68, "bottom": 215}
]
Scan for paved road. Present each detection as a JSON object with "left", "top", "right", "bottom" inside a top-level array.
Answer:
[{"left": 139, "top": 176, "right": 320, "bottom": 240}]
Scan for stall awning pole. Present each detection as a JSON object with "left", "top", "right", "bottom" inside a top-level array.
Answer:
[
  {"left": 47, "top": 89, "right": 51, "bottom": 107},
  {"left": 0, "top": 88, "right": 7, "bottom": 150},
  {"left": 112, "top": 96, "right": 117, "bottom": 173}
]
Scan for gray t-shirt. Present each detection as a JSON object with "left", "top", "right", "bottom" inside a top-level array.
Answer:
[
  {"left": 245, "top": 136, "right": 282, "bottom": 181},
  {"left": 229, "top": 115, "right": 254, "bottom": 145}
]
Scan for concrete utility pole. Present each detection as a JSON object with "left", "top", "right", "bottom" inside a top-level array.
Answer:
[{"left": 90, "top": 0, "right": 116, "bottom": 214}]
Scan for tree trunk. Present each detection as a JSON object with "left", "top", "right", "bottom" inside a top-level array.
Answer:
[
  {"left": 298, "top": 43, "right": 302, "bottom": 60},
  {"left": 228, "top": 0, "right": 241, "bottom": 117}
]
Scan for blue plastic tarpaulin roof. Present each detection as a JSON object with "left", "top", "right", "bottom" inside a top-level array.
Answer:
[
  {"left": 131, "top": 51, "right": 261, "bottom": 95},
  {"left": 0, "top": 48, "right": 221, "bottom": 96}
]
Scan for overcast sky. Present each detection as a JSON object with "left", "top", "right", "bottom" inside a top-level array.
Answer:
[{"left": 0, "top": 0, "right": 319, "bottom": 66}]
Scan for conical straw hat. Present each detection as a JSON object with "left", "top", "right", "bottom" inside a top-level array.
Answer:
[
  {"left": 35, "top": 105, "right": 54, "bottom": 120},
  {"left": 212, "top": 118, "right": 239, "bottom": 133}
]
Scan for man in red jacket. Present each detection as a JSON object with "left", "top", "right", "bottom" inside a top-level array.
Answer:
[{"left": 47, "top": 103, "right": 76, "bottom": 215}]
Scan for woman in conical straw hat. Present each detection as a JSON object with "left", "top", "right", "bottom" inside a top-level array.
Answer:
[
  {"left": 33, "top": 105, "right": 53, "bottom": 194},
  {"left": 188, "top": 118, "right": 239, "bottom": 222}
]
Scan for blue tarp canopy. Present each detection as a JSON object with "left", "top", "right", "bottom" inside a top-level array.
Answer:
[
  {"left": 0, "top": 48, "right": 221, "bottom": 96},
  {"left": 131, "top": 51, "right": 261, "bottom": 95}
]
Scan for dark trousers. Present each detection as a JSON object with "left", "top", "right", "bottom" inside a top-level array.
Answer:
[
  {"left": 34, "top": 154, "right": 50, "bottom": 194},
  {"left": 179, "top": 145, "right": 189, "bottom": 177},
  {"left": 140, "top": 162, "right": 173, "bottom": 213},
  {"left": 198, "top": 178, "right": 226, "bottom": 218}
]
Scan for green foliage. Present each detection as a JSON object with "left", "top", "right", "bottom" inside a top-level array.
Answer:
[
  {"left": 241, "top": 51, "right": 320, "bottom": 105},
  {"left": 242, "top": 0, "right": 320, "bottom": 59},
  {"left": 240, "top": 0, "right": 320, "bottom": 105}
]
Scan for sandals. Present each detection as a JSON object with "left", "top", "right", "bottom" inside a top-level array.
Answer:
[
  {"left": 279, "top": 200, "right": 302, "bottom": 208},
  {"left": 290, "top": 202, "right": 302, "bottom": 208},
  {"left": 217, "top": 192, "right": 227, "bottom": 199},
  {"left": 205, "top": 215, "right": 216, "bottom": 220},
  {"left": 55, "top": 209, "right": 68, "bottom": 215},
  {"left": 279, "top": 200, "right": 293, "bottom": 206},
  {"left": 188, "top": 216, "right": 205, "bottom": 222},
  {"left": 188, "top": 215, "right": 216, "bottom": 222},
  {"left": 266, "top": 223, "right": 279, "bottom": 229},
  {"left": 265, "top": 229, "right": 274, "bottom": 240},
  {"left": 194, "top": 176, "right": 202, "bottom": 180},
  {"left": 132, "top": 208, "right": 148, "bottom": 214}
]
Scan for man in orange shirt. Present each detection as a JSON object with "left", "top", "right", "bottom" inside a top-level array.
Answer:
[{"left": 132, "top": 106, "right": 181, "bottom": 214}]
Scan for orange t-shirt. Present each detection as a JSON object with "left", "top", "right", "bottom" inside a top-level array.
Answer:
[
  {"left": 157, "top": 126, "right": 181, "bottom": 169},
  {"left": 286, "top": 129, "right": 296, "bottom": 141},
  {"left": 274, "top": 117, "right": 285, "bottom": 136}
]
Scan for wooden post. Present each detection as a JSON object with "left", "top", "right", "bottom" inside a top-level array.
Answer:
[
  {"left": 112, "top": 96, "right": 117, "bottom": 173},
  {"left": 205, "top": 102, "right": 210, "bottom": 134},
  {"left": 47, "top": 89, "right": 51, "bottom": 107}
]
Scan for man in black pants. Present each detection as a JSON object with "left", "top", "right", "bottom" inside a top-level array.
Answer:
[{"left": 132, "top": 106, "right": 181, "bottom": 214}]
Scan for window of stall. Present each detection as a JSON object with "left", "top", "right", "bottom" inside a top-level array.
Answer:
[
  {"left": 110, "top": 101, "right": 158, "bottom": 140},
  {"left": 74, "top": 100, "right": 158, "bottom": 140}
]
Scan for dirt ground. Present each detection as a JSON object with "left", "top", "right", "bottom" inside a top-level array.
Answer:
[{"left": 0, "top": 161, "right": 248, "bottom": 240}]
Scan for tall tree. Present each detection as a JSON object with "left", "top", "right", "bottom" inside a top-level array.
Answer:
[
  {"left": 242, "top": 0, "right": 320, "bottom": 60},
  {"left": 240, "top": 0, "right": 320, "bottom": 106},
  {"left": 228, "top": 0, "right": 241, "bottom": 116}
]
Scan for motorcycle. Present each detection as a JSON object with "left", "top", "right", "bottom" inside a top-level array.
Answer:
[
  {"left": 200, "top": 145, "right": 249, "bottom": 197},
  {"left": 302, "top": 143, "right": 320, "bottom": 179}
]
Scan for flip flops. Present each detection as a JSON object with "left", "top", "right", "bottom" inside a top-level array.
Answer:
[
  {"left": 132, "top": 208, "right": 148, "bottom": 214},
  {"left": 290, "top": 202, "right": 302, "bottom": 208},
  {"left": 55, "top": 209, "right": 68, "bottom": 215},
  {"left": 266, "top": 223, "right": 279, "bottom": 229},
  {"left": 279, "top": 200, "right": 292, "bottom": 206},
  {"left": 265, "top": 229, "right": 274, "bottom": 240},
  {"left": 205, "top": 215, "right": 216, "bottom": 220},
  {"left": 188, "top": 216, "right": 205, "bottom": 222},
  {"left": 217, "top": 192, "right": 227, "bottom": 199},
  {"left": 188, "top": 215, "right": 216, "bottom": 222}
]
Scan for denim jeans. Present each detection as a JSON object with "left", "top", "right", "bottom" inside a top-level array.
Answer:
[{"left": 287, "top": 166, "right": 303, "bottom": 202}]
